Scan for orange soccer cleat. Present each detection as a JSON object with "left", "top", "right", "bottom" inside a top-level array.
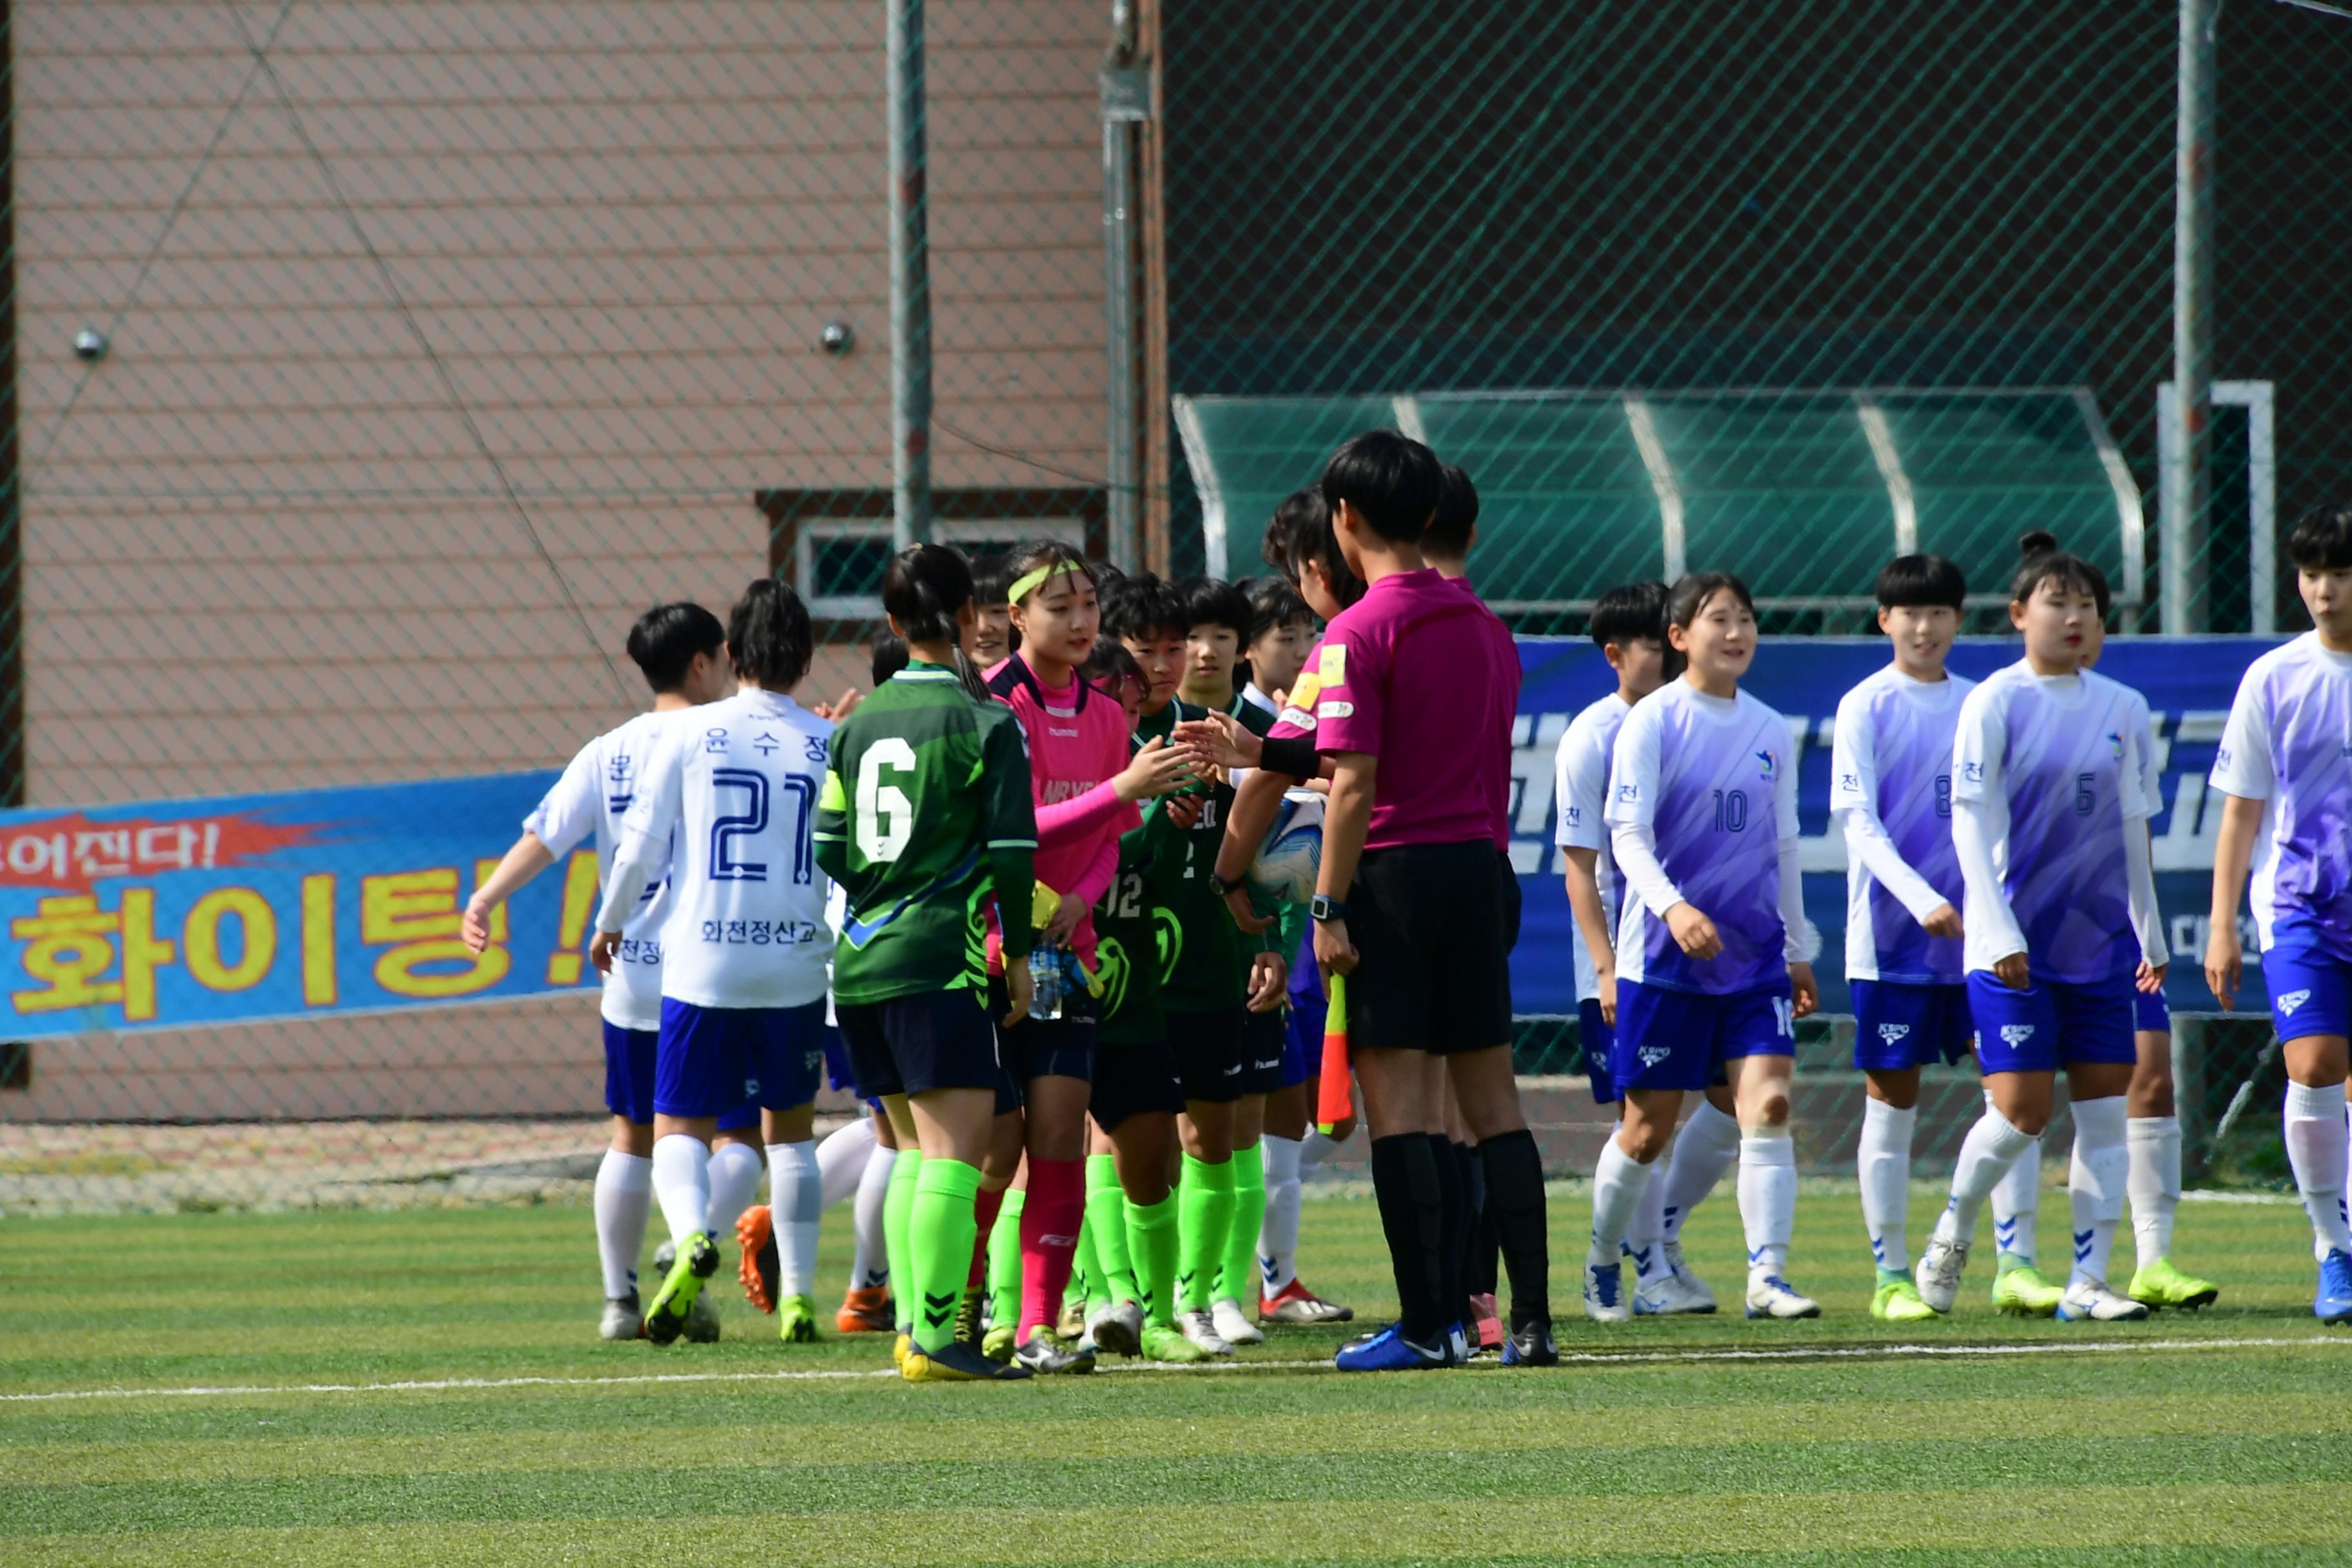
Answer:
[
  {"left": 837, "top": 1286, "right": 895, "bottom": 1334},
  {"left": 735, "top": 1206, "right": 780, "bottom": 1315}
]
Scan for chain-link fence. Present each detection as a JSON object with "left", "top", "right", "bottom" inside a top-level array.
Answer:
[{"left": 3, "top": 0, "right": 2348, "bottom": 1210}]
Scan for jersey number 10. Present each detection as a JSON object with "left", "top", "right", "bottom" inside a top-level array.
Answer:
[{"left": 1710, "top": 788, "right": 1749, "bottom": 833}]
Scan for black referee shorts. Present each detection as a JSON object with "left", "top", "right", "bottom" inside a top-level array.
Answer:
[{"left": 1346, "top": 839, "right": 1514, "bottom": 1056}]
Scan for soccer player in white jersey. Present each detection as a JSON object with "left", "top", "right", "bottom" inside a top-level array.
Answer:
[
  {"left": 1557, "top": 580, "right": 1734, "bottom": 1318},
  {"left": 1592, "top": 572, "right": 1823, "bottom": 1322},
  {"left": 1830, "top": 556, "right": 1973, "bottom": 1322},
  {"left": 462, "top": 603, "right": 743, "bottom": 1340},
  {"left": 2206, "top": 502, "right": 2352, "bottom": 1324},
  {"left": 591, "top": 580, "right": 839, "bottom": 1346},
  {"left": 1914, "top": 534, "right": 2166, "bottom": 1323}
]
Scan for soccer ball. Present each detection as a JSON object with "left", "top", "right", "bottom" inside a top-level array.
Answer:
[{"left": 1249, "top": 789, "right": 1324, "bottom": 906}]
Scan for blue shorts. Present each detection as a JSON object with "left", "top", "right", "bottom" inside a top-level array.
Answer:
[
  {"left": 1965, "top": 969, "right": 2137, "bottom": 1075},
  {"left": 1611, "top": 979, "right": 1794, "bottom": 1095},
  {"left": 2264, "top": 944, "right": 2352, "bottom": 1043},
  {"left": 820, "top": 1026, "right": 856, "bottom": 1093},
  {"left": 1579, "top": 998, "right": 1619, "bottom": 1104},
  {"left": 1850, "top": 980, "right": 1974, "bottom": 1072},
  {"left": 603, "top": 1022, "right": 758, "bottom": 1128},
  {"left": 2133, "top": 986, "right": 2171, "bottom": 1035},
  {"left": 1278, "top": 1003, "right": 1314, "bottom": 1088},
  {"left": 652, "top": 999, "right": 827, "bottom": 1119}
]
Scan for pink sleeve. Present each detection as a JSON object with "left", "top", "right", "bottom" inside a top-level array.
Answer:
[
  {"left": 1033, "top": 779, "right": 1128, "bottom": 850},
  {"left": 1066, "top": 829, "right": 1124, "bottom": 912}
]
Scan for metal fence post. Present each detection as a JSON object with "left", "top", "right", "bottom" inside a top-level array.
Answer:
[
  {"left": 2162, "top": 0, "right": 2217, "bottom": 635},
  {"left": 887, "top": 0, "right": 932, "bottom": 549},
  {"left": 1101, "top": 5, "right": 1148, "bottom": 573}
]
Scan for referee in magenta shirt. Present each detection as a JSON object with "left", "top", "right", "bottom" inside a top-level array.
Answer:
[{"left": 1308, "top": 430, "right": 1556, "bottom": 1371}]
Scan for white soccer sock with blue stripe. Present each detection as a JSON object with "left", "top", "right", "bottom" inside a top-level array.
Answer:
[
  {"left": 1934, "top": 1102, "right": 2034, "bottom": 1248},
  {"left": 1588, "top": 1136, "right": 1654, "bottom": 1269},
  {"left": 2283, "top": 1080, "right": 2352, "bottom": 1261},
  {"left": 1990, "top": 1121, "right": 2043, "bottom": 1264},
  {"left": 1737, "top": 1131, "right": 1797, "bottom": 1276},
  {"left": 594, "top": 1149, "right": 653, "bottom": 1300},
  {"left": 1658, "top": 1099, "right": 1741, "bottom": 1244},
  {"left": 768, "top": 1139, "right": 822, "bottom": 1297},
  {"left": 2126, "top": 1115, "right": 2180, "bottom": 1271},
  {"left": 2066, "top": 1096, "right": 2129, "bottom": 1289}
]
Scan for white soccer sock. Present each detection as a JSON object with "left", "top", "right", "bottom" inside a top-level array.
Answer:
[
  {"left": 816, "top": 1116, "right": 879, "bottom": 1210},
  {"left": 2284, "top": 1081, "right": 2352, "bottom": 1260},
  {"left": 651, "top": 1133, "right": 712, "bottom": 1245},
  {"left": 703, "top": 1139, "right": 765, "bottom": 1237},
  {"left": 1658, "top": 1099, "right": 1741, "bottom": 1243},
  {"left": 2066, "top": 1096, "right": 2130, "bottom": 1288},
  {"left": 1934, "top": 1102, "right": 2035, "bottom": 1248},
  {"left": 593, "top": 1148, "right": 653, "bottom": 1300},
  {"left": 1857, "top": 1099, "right": 1916, "bottom": 1275},
  {"left": 1587, "top": 1136, "right": 1657, "bottom": 1269},
  {"left": 1737, "top": 1130, "right": 1798, "bottom": 1275},
  {"left": 2126, "top": 1115, "right": 2181, "bottom": 1271},
  {"left": 851, "top": 1144, "right": 897, "bottom": 1290},
  {"left": 1299, "top": 1127, "right": 1343, "bottom": 1173},
  {"left": 1259, "top": 1135, "right": 1304, "bottom": 1294},
  {"left": 1625, "top": 1138, "right": 1673, "bottom": 1284},
  {"left": 767, "top": 1140, "right": 822, "bottom": 1297},
  {"left": 1990, "top": 1130, "right": 2043, "bottom": 1263}
]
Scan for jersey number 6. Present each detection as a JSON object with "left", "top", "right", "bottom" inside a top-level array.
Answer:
[{"left": 855, "top": 738, "right": 917, "bottom": 864}]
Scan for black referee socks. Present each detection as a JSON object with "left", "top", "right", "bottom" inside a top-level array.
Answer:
[
  {"left": 1478, "top": 1128, "right": 1553, "bottom": 1333},
  {"left": 1369, "top": 1133, "right": 1447, "bottom": 1343},
  {"left": 1427, "top": 1133, "right": 1466, "bottom": 1336}
]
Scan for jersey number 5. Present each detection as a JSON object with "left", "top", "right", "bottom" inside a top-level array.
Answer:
[{"left": 855, "top": 738, "right": 917, "bottom": 864}]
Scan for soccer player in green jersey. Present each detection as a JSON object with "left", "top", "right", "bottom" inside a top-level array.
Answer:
[{"left": 815, "top": 543, "right": 1041, "bottom": 1383}]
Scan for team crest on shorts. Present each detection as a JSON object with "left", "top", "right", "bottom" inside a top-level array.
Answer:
[
  {"left": 2279, "top": 988, "right": 2313, "bottom": 1017},
  {"left": 1877, "top": 1022, "right": 1910, "bottom": 1044},
  {"left": 1999, "top": 1024, "right": 2034, "bottom": 1047},
  {"left": 1638, "top": 1044, "right": 1671, "bottom": 1068}
]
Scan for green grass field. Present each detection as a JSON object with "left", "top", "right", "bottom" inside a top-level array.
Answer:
[{"left": 5, "top": 1186, "right": 2350, "bottom": 1565}]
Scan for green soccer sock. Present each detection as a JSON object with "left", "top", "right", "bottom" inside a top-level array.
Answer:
[
  {"left": 1220, "top": 1140, "right": 1267, "bottom": 1307},
  {"left": 1128, "top": 1191, "right": 1181, "bottom": 1327},
  {"left": 884, "top": 1148, "right": 924, "bottom": 1335},
  {"left": 1177, "top": 1152, "right": 1237, "bottom": 1315},
  {"left": 910, "top": 1157, "right": 982, "bottom": 1354},
  {"left": 1086, "top": 1153, "right": 1139, "bottom": 1306},
  {"left": 987, "top": 1187, "right": 1026, "bottom": 1326}
]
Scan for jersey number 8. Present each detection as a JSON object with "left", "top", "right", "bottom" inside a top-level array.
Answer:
[{"left": 856, "top": 738, "right": 917, "bottom": 864}]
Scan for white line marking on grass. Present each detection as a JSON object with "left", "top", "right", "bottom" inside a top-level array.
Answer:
[{"left": 3, "top": 1335, "right": 2346, "bottom": 1404}]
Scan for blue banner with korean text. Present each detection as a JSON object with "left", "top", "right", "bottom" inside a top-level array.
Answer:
[{"left": 1504, "top": 635, "right": 2286, "bottom": 1019}]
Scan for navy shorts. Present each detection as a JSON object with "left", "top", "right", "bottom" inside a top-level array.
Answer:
[
  {"left": 652, "top": 999, "right": 827, "bottom": 1119},
  {"left": 1171, "top": 1004, "right": 1247, "bottom": 1104},
  {"left": 603, "top": 1022, "right": 759, "bottom": 1129},
  {"left": 1966, "top": 968, "right": 2137, "bottom": 1075},
  {"left": 838, "top": 987, "right": 1008, "bottom": 1101},
  {"left": 1850, "top": 980, "right": 1975, "bottom": 1072},
  {"left": 820, "top": 1026, "right": 857, "bottom": 1093},
  {"left": 1611, "top": 979, "right": 1794, "bottom": 1095},
  {"left": 1090, "top": 1035, "right": 1186, "bottom": 1132},
  {"left": 988, "top": 972, "right": 1096, "bottom": 1085},
  {"left": 2264, "top": 943, "right": 2352, "bottom": 1043},
  {"left": 1579, "top": 998, "right": 1619, "bottom": 1104},
  {"left": 2133, "top": 986, "right": 2171, "bottom": 1034},
  {"left": 1237, "top": 1006, "right": 1287, "bottom": 1096}
]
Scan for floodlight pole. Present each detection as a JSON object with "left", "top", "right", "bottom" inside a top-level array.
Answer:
[
  {"left": 2162, "top": 0, "right": 2217, "bottom": 635},
  {"left": 888, "top": 0, "right": 932, "bottom": 549}
]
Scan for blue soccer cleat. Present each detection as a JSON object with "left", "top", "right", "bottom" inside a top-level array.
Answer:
[
  {"left": 1502, "top": 1320, "right": 1558, "bottom": 1366},
  {"left": 2317, "top": 1250, "right": 2352, "bottom": 1326},
  {"left": 1333, "top": 1323, "right": 1446, "bottom": 1372}
]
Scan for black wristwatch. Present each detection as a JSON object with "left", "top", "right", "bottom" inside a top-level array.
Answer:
[
  {"left": 1214, "top": 870, "right": 1249, "bottom": 896},
  {"left": 1309, "top": 894, "right": 1349, "bottom": 923}
]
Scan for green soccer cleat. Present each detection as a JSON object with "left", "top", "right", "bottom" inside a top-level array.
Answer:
[
  {"left": 1139, "top": 1322, "right": 1211, "bottom": 1363},
  {"left": 643, "top": 1231, "right": 720, "bottom": 1346},
  {"left": 1872, "top": 1278, "right": 1940, "bottom": 1322},
  {"left": 2127, "top": 1256, "right": 2220, "bottom": 1312},
  {"left": 1990, "top": 1257, "right": 2064, "bottom": 1318},
  {"left": 778, "top": 1293, "right": 819, "bottom": 1343},
  {"left": 954, "top": 1288, "right": 986, "bottom": 1351},
  {"left": 981, "top": 1322, "right": 1019, "bottom": 1364}
]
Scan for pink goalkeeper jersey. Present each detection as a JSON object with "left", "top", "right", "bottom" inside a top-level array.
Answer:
[{"left": 985, "top": 653, "right": 1136, "bottom": 969}]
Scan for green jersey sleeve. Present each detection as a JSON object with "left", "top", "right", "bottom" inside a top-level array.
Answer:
[{"left": 977, "top": 704, "right": 1039, "bottom": 961}]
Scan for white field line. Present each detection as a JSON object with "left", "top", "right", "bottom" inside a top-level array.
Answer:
[{"left": 3, "top": 1334, "right": 2346, "bottom": 1404}]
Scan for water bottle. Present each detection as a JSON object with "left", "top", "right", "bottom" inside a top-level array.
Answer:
[{"left": 1026, "top": 944, "right": 1063, "bottom": 1021}]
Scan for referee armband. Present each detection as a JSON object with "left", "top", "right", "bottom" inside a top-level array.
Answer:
[{"left": 1261, "top": 733, "right": 1320, "bottom": 780}]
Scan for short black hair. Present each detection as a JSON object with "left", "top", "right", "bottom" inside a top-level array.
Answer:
[
  {"left": 1001, "top": 538, "right": 1097, "bottom": 606},
  {"left": 1320, "top": 429, "right": 1444, "bottom": 544},
  {"left": 1244, "top": 575, "right": 1314, "bottom": 642},
  {"left": 880, "top": 542, "right": 974, "bottom": 644},
  {"left": 971, "top": 552, "right": 1014, "bottom": 607},
  {"left": 625, "top": 602, "right": 726, "bottom": 694},
  {"left": 2286, "top": 503, "right": 2352, "bottom": 571},
  {"left": 2010, "top": 530, "right": 2110, "bottom": 618},
  {"left": 1176, "top": 574, "right": 1251, "bottom": 642},
  {"left": 1589, "top": 581, "right": 1670, "bottom": 651},
  {"left": 1260, "top": 486, "right": 1366, "bottom": 610},
  {"left": 1100, "top": 571, "right": 1188, "bottom": 644},
  {"left": 1082, "top": 637, "right": 1143, "bottom": 695},
  {"left": 870, "top": 633, "right": 910, "bottom": 687},
  {"left": 727, "top": 578, "right": 814, "bottom": 690},
  {"left": 1876, "top": 554, "right": 1967, "bottom": 611},
  {"left": 1425, "top": 464, "right": 1479, "bottom": 558},
  {"left": 1669, "top": 571, "right": 1755, "bottom": 628}
]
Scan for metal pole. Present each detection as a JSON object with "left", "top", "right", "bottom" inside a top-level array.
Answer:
[
  {"left": 1101, "top": 4, "right": 1147, "bottom": 572},
  {"left": 2164, "top": 0, "right": 2217, "bottom": 635},
  {"left": 887, "top": 0, "right": 932, "bottom": 549}
]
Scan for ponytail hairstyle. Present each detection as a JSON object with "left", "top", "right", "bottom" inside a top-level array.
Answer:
[
  {"left": 869, "top": 632, "right": 910, "bottom": 687},
  {"left": 2010, "top": 529, "right": 2110, "bottom": 618},
  {"left": 1260, "top": 486, "right": 1366, "bottom": 610},
  {"left": 727, "top": 578, "right": 814, "bottom": 690},
  {"left": 879, "top": 542, "right": 974, "bottom": 644},
  {"left": 1001, "top": 537, "right": 1097, "bottom": 607}
]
